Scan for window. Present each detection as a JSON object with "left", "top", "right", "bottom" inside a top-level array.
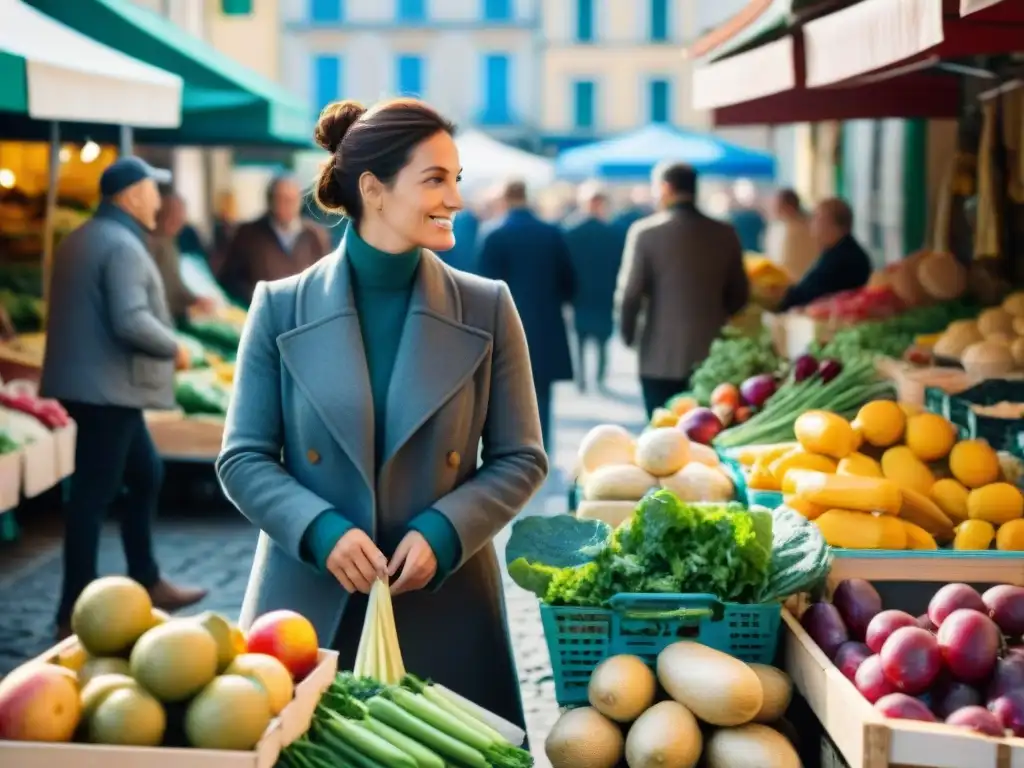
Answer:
[
  {"left": 649, "top": 78, "right": 670, "bottom": 123},
  {"left": 480, "top": 54, "right": 512, "bottom": 124},
  {"left": 396, "top": 55, "right": 424, "bottom": 97},
  {"left": 573, "top": 80, "right": 596, "bottom": 129},
  {"left": 650, "top": 0, "right": 668, "bottom": 42},
  {"left": 312, "top": 54, "right": 341, "bottom": 113},
  {"left": 221, "top": 0, "right": 252, "bottom": 14},
  {"left": 309, "top": 0, "right": 342, "bottom": 22},
  {"left": 575, "top": 0, "right": 594, "bottom": 42},
  {"left": 397, "top": 0, "right": 426, "bottom": 22},
  {"left": 483, "top": 0, "right": 512, "bottom": 21}
]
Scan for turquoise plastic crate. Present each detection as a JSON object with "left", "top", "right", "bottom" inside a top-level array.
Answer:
[
  {"left": 539, "top": 593, "right": 782, "bottom": 707},
  {"left": 718, "top": 451, "right": 785, "bottom": 509},
  {"left": 925, "top": 380, "right": 1024, "bottom": 457}
]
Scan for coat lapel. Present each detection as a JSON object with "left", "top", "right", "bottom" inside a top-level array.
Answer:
[
  {"left": 381, "top": 251, "right": 491, "bottom": 472},
  {"left": 276, "top": 241, "right": 375, "bottom": 493}
]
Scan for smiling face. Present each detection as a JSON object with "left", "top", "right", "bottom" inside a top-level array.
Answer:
[{"left": 359, "top": 130, "right": 463, "bottom": 253}]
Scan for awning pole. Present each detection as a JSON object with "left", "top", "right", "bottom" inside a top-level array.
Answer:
[
  {"left": 119, "top": 125, "right": 134, "bottom": 156},
  {"left": 42, "top": 121, "right": 61, "bottom": 329}
]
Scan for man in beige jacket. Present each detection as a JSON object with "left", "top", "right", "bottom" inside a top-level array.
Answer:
[{"left": 765, "top": 188, "right": 817, "bottom": 281}]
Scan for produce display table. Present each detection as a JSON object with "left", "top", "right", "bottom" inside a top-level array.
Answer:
[
  {"left": 828, "top": 550, "right": 1024, "bottom": 587},
  {"left": 145, "top": 411, "right": 224, "bottom": 463},
  {"left": 783, "top": 608, "right": 1024, "bottom": 768}
]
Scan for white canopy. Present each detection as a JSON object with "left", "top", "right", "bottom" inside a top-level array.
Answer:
[
  {"left": 455, "top": 130, "right": 555, "bottom": 193},
  {"left": 0, "top": 0, "right": 182, "bottom": 127}
]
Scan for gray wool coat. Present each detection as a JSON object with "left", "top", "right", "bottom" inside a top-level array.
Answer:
[{"left": 216, "top": 245, "right": 548, "bottom": 726}]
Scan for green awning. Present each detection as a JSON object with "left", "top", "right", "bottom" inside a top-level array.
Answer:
[
  {"left": 705, "top": 0, "right": 794, "bottom": 62},
  {"left": 25, "top": 0, "right": 313, "bottom": 148}
]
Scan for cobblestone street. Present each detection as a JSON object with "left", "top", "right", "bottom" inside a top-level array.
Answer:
[{"left": 0, "top": 340, "right": 645, "bottom": 764}]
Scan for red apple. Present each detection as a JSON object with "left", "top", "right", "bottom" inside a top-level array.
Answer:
[{"left": 245, "top": 610, "right": 320, "bottom": 681}]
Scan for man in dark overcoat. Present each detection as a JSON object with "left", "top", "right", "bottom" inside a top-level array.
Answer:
[
  {"left": 563, "top": 182, "right": 621, "bottom": 392},
  {"left": 477, "top": 180, "right": 574, "bottom": 454}
]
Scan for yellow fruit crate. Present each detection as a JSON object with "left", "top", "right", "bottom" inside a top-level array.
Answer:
[{"left": 0, "top": 637, "right": 338, "bottom": 768}]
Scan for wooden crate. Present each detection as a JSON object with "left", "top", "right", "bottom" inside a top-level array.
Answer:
[
  {"left": 145, "top": 411, "right": 224, "bottom": 463},
  {"left": 0, "top": 638, "right": 338, "bottom": 768},
  {"left": 783, "top": 609, "right": 1024, "bottom": 768},
  {"left": 828, "top": 550, "right": 1024, "bottom": 587}
]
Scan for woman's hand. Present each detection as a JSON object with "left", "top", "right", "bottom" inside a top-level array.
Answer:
[
  {"left": 327, "top": 528, "right": 388, "bottom": 594},
  {"left": 388, "top": 531, "right": 438, "bottom": 596}
]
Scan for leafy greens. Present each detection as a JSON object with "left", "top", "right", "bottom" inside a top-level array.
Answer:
[{"left": 505, "top": 491, "right": 774, "bottom": 607}]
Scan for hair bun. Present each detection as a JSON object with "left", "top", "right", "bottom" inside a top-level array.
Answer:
[{"left": 314, "top": 100, "right": 367, "bottom": 153}]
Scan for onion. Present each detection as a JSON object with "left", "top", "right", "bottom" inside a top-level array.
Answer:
[
  {"left": 792, "top": 354, "right": 819, "bottom": 383},
  {"left": 739, "top": 374, "right": 778, "bottom": 408},
  {"left": 818, "top": 359, "right": 843, "bottom": 383}
]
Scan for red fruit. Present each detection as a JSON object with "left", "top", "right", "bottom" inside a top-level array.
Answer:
[
  {"left": 928, "top": 583, "right": 986, "bottom": 627},
  {"left": 937, "top": 609, "right": 1001, "bottom": 684},
  {"left": 854, "top": 655, "right": 897, "bottom": 704},
  {"left": 677, "top": 407, "right": 724, "bottom": 445},
  {"left": 875, "top": 693, "right": 937, "bottom": 722},
  {"left": 983, "top": 585, "right": 1024, "bottom": 638},
  {"left": 832, "top": 579, "right": 882, "bottom": 641},
  {"left": 945, "top": 706, "right": 1005, "bottom": 736},
  {"left": 932, "top": 679, "right": 983, "bottom": 719},
  {"left": 865, "top": 610, "right": 918, "bottom": 654},
  {"left": 880, "top": 627, "right": 942, "bottom": 695},
  {"left": 988, "top": 654, "right": 1024, "bottom": 702},
  {"left": 734, "top": 406, "right": 753, "bottom": 424},
  {"left": 801, "top": 603, "right": 849, "bottom": 660},
  {"left": 245, "top": 610, "right": 320, "bottom": 681},
  {"left": 915, "top": 614, "right": 937, "bottom": 632},
  {"left": 834, "top": 642, "right": 872, "bottom": 682},
  {"left": 990, "top": 690, "right": 1024, "bottom": 737}
]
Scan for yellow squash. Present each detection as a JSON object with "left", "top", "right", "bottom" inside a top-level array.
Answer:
[
  {"left": 967, "top": 483, "right": 1024, "bottom": 525},
  {"left": 836, "top": 452, "right": 883, "bottom": 478},
  {"left": 768, "top": 448, "right": 837, "bottom": 485},
  {"left": 782, "top": 470, "right": 903, "bottom": 516},
  {"left": 899, "top": 487, "right": 956, "bottom": 542},
  {"left": 815, "top": 510, "right": 908, "bottom": 550},
  {"left": 784, "top": 495, "right": 827, "bottom": 521},
  {"left": 901, "top": 520, "right": 939, "bottom": 550}
]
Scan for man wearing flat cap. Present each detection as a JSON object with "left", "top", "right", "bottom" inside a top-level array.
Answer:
[{"left": 42, "top": 157, "right": 208, "bottom": 640}]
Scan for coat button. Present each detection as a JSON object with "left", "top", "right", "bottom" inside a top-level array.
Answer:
[
  {"left": 307, "top": 448, "right": 321, "bottom": 465},
  {"left": 446, "top": 450, "right": 460, "bottom": 469}
]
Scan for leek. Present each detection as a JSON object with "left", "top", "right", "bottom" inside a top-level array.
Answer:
[{"left": 353, "top": 578, "right": 406, "bottom": 684}]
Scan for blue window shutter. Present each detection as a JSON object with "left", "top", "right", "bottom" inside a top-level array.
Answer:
[
  {"left": 397, "top": 0, "right": 426, "bottom": 21},
  {"left": 397, "top": 55, "right": 424, "bottom": 96},
  {"left": 309, "top": 0, "right": 342, "bottom": 22},
  {"left": 482, "top": 54, "right": 511, "bottom": 124},
  {"left": 221, "top": 0, "right": 252, "bottom": 15},
  {"left": 649, "top": 79, "right": 670, "bottom": 123},
  {"left": 573, "top": 80, "right": 595, "bottom": 129},
  {"left": 313, "top": 55, "right": 340, "bottom": 113},
  {"left": 576, "top": 0, "right": 593, "bottom": 42},
  {"left": 650, "top": 0, "right": 668, "bottom": 42},
  {"left": 483, "top": 0, "right": 511, "bottom": 21}
]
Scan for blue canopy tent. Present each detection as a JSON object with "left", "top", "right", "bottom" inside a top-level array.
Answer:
[{"left": 555, "top": 124, "right": 776, "bottom": 181}]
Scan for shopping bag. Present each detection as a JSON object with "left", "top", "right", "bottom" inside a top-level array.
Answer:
[{"left": 352, "top": 577, "right": 406, "bottom": 685}]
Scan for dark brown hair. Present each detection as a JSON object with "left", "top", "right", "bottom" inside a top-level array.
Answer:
[
  {"left": 657, "top": 162, "right": 697, "bottom": 196},
  {"left": 776, "top": 188, "right": 802, "bottom": 211},
  {"left": 314, "top": 98, "right": 456, "bottom": 224},
  {"left": 819, "top": 197, "right": 854, "bottom": 231}
]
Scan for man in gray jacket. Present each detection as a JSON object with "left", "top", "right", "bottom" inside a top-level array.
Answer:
[
  {"left": 41, "top": 157, "right": 207, "bottom": 638},
  {"left": 619, "top": 163, "right": 750, "bottom": 417}
]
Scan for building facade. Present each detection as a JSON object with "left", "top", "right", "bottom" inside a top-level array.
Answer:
[
  {"left": 280, "top": 0, "right": 540, "bottom": 146},
  {"left": 538, "top": 0, "right": 701, "bottom": 152}
]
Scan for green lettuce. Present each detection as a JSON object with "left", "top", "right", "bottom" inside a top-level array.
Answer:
[{"left": 505, "top": 491, "right": 773, "bottom": 607}]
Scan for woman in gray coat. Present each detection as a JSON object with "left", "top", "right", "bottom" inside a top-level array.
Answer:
[{"left": 216, "top": 98, "right": 548, "bottom": 726}]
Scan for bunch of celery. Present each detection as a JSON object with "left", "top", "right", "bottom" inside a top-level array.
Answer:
[
  {"left": 277, "top": 673, "right": 533, "bottom": 768},
  {"left": 352, "top": 578, "right": 405, "bottom": 684}
]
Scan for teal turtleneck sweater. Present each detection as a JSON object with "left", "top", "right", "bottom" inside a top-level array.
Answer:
[{"left": 301, "top": 228, "right": 461, "bottom": 589}]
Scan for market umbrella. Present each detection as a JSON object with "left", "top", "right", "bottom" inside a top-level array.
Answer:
[
  {"left": 555, "top": 124, "right": 776, "bottom": 181},
  {"left": 455, "top": 130, "right": 555, "bottom": 194}
]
